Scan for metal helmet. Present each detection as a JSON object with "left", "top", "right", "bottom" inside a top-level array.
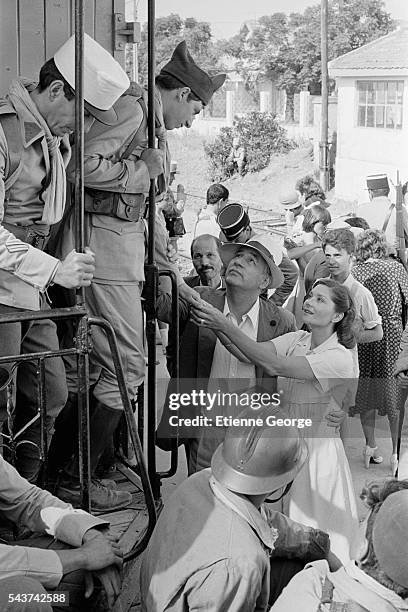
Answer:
[
  {"left": 211, "top": 406, "right": 308, "bottom": 496},
  {"left": 372, "top": 489, "right": 408, "bottom": 589}
]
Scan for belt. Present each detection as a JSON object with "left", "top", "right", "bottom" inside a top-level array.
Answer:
[{"left": 2, "top": 222, "right": 50, "bottom": 250}]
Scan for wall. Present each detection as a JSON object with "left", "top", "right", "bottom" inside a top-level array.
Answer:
[
  {"left": 0, "top": 0, "right": 126, "bottom": 95},
  {"left": 334, "top": 76, "right": 408, "bottom": 202}
]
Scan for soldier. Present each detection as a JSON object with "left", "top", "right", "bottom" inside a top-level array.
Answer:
[
  {"left": 0, "top": 34, "right": 129, "bottom": 483},
  {"left": 50, "top": 41, "right": 226, "bottom": 511}
]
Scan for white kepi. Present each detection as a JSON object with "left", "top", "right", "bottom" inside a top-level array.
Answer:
[{"left": 54, "top": 32, "right": 130, "bottom": 125}]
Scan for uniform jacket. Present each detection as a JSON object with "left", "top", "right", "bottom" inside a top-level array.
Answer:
[
  {"left": 140, "top": 469, "right": 329, "bottom": 612},
  {"left": 0, "top": 95, "right": 64, "bottom": 310},
  {"left": 0, "top": 455, "right": 107, "bottom": 588},
  {"left": 62, "top": 87, "right": 179, "bottom": 284}
]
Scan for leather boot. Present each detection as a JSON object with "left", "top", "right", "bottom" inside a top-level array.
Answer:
[{"left": 56, "top": 401, "right": 131, "bottom": 512}]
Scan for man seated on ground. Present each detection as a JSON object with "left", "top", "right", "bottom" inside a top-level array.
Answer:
[
  {"left": 271, "top": 478, "right": 408, "bottom": 611},
  {"left": 141, "top": 407, "right": 338, "bottom": 611},
  {"left": 217, "top": 202, "right": 298, "bottom": 306},
  {"left": 156, "top": 234, "right": 297, "bottom": 473},
  {"left": 194, "top": 183, "right": 229, "bottom": 238},
  {"left": 0, "top": 455, "right": 123, "bottom": 612},
  {"left": 166, "top": 233, "right": 224, "bottom": 376}
]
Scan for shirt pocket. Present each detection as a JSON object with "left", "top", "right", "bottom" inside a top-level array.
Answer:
[{"left": 89, "top": 214, "right": 145, "bottom": 282}]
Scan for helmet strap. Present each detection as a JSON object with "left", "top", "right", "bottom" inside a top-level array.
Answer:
[{"left": 264, "top": 480, "right": 293, "bottom": 504}]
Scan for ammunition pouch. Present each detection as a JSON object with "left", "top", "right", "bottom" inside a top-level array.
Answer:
[{"left": 85, "top": 188, "right": 146, "bottom": 222}]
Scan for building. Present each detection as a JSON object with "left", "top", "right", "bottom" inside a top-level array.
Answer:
[{"left": 329, "top": 27, "right": 408, "bottom": 202}]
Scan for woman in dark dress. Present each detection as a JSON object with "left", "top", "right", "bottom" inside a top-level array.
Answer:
[{"left": 352, "top": 229, "right": 408, "bottom": 475}]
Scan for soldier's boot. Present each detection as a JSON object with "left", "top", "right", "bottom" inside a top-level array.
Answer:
[{"left": 56, "top": 401, "right": 131, "bottom": 512}]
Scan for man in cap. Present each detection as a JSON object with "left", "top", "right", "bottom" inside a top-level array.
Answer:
[
  {"left": 271, "top": 478, "right": 408, "bottom": 611},
  {"left": 142, "top": 407, "right": 335, "bottom": 611},
  {"left": 356, "top": 174, "right": 408, "bottom": 250},
  {"left": 156, "top": 234, "right": 296, "bottom": 473},
  {"left": 0, "top": 33, "right": 129, "bottom": 483},
  {"left": 218, "top": 203, "right": 298, "bottom": 306},
  {"left": 279, "top": 189, "right": 305, "bottom": 242},
  {"left": 50, "top": 42, "right": 226, "bottom": 510}
]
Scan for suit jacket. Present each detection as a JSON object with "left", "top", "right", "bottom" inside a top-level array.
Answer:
[{"left": 157, "top": 287, "right": 297, "bottom": 471}]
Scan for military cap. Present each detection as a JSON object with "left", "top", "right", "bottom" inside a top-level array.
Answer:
[{"left": 217, "top": 203, "right": 250, "bottom": 240}]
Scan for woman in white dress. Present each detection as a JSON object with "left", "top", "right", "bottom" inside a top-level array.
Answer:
[{"left": 192, "top": 278, "right": 359, "bottom": 563}]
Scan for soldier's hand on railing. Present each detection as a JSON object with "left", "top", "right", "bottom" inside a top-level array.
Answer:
[
  {"left": 54, "top": 247, "right": 95, "bottom": 289},
  {"left": 141, "top": 148, "right": 164, "bottom": 179}
]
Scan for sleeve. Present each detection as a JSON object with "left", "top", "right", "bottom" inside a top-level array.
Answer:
[
  {"left": 0, "top": 456, "right": 108, "bottom": 546},
  {"left": 270, "top": 563, "right": 327, "bottom": 611},
  {"left": 271, "top": 331, "right": 303, "bottom": 357},
  {"left": 395, "top": 323, "right": 408, "bottom": 371},
  {"left": 0, "top": 543, "right": 63, "bottom": 588},
  {"left": 185, "top": 560, "right": 264, "bottom": 612},
  {"left": 270, "top": 256, "right": 298, "bottom": 307},
  {"left": 66, "top": 97, "right": 150, "bottom": 195},
  {"left": 305, "top": 347, "right": 353, "bottom": 393},
  {"left": 0, "top": 126, "right": 60, "bottom": 290},
  {"left": 266, "top": 510, "right": 330, "bottom": 560},
  {"left": 358, "top": 286, "right": 382, "bottom": 329}
]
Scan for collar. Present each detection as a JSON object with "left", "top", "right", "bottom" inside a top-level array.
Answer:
[
  {"left": 209, "top": 474, "right": 278, "bottom": 550},
  {"left": 296, "top": 330, "right": 340, "bottom": 354},
  {"left": 344, "top": 562, "right": 408, "bottom": 610},
  {"left": 224, "top": 296, "right": 260, "bottom": 329},
  {"left": 342, "top": 273, "right": 356, "bottom": 289}
]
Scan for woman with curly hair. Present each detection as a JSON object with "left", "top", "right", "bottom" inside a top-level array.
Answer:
[
  {"left": 192, "top": 278, "right": 360, "bottom": 563},
  {"left": 352, "top": 229, "right": 408, "bottom": 475}
]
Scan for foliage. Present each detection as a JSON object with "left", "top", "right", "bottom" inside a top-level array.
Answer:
[
  {"left": 204, "top": 127, "right": 234, "bottom": 182},
  {"left": 204, "top": 113, "right": 294, "bottom": 181},
  {"left": 137, "top": 14, "right": 222, "bottom": 85},
  {"left": 219, "top": 0, "right": 394, "bottom": 119}
]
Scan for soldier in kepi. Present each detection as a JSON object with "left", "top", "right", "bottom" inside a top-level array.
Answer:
[
  {"left": 0, "top": 33, "right": 129, "bottom": 484},
  {"left": 356, "top": 173, "right": 408, "bottom": 253},
  {"left": 48, "top": 41, "right": 226, "bottom": 511}
]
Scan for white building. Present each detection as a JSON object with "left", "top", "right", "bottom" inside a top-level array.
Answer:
[{"left": 329, "top": 27, "right": 408, "bottom": 202}]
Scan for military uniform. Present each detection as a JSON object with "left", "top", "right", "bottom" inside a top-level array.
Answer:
[
  {"left": 60, "top": 86, "right": 181, "bottom": 409},
  {"left": 0, "top": 88, "right": 69, "bottom": 482}
]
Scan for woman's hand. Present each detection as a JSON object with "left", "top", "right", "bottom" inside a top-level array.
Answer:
[{"left": 191, "top": 301, "right": 228, "bottom": 333}]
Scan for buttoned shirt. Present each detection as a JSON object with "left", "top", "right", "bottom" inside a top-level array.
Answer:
[
  {"left": 0, "top": 456, "right": 107, "bottom": 588},
  {"left": 209, "top": 297, "right": 259, "bottom": 388}
]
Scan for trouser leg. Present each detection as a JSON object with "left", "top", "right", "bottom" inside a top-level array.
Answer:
[{"left": 14, "top": 315, "right": 67, "bottom": 482}]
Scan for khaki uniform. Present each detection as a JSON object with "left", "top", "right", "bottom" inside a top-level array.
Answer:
[
  {"left": 0, "top": 91, "right": 68, "bottom": 481},
  {"left": 61, "top": 88, "right": 181, "bottom": 408}
]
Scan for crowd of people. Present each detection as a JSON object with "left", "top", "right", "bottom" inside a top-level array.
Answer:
[{"left": 0, "top": 31, "right": 407, "bottom": 611}]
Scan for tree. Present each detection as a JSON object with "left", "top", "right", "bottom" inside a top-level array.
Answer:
[
  {"left": 137, "top": 14, "right": 221, "bottom": 85},
  {"left": 220, "top": 0, "right": 394, "bottom": 121},
  {"left": 275, "top": 0, "right": 394, "bottom": 120}
]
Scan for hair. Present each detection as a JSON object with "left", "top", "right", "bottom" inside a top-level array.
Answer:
[
  {"left": 206, "top": 183, "right": 229, "bottom": 205},
  {"left": 358, "top": 479, "right": 408, "bottom": 598},
  {"left": 302, "top": 204, "right": 331, "bottom": 233},
  {"left": 355, "top": 229, "right": 388, "bottom": 263},
  {"left": 155, "top": 74, "right": 202, "bottom": 103},
  {"left": 312, "top": 278, "right": 356, "bottom": 348},
  {"left": 344, "top": 216, "right": 370, "bottom": 230},
  {"left": 190, "top": 234, "right": 222, "bottom": 258},
  {"left": 296, "top": 175, "right": 325, "bottom": 199},
  {"left": 322, "top": 228, "right": 356, "bottom": 255},
  {"left": 38, "top": 58, "right": 75, "bottom": 100}
]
